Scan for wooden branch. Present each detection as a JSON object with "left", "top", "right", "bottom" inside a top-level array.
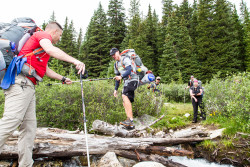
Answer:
[
  {"left": 168, "top": 127, "right": 208, "bottom": 138},
  {"left": 115, "top": 150, "right": 187, "bottom": 167},
  {"left": 137, "top": 146, "right": 194, "bottom": 157},
  {"left": 135, "top": 114, "right": 165, "bottom": 131}
]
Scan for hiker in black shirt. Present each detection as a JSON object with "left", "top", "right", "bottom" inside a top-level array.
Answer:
[{"left": 190, "top": 79, "right": 205, "bottom": 123}]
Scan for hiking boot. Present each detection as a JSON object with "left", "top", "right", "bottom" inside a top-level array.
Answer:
[
  {"left": 192, "top": 120, "right": 197, "bottom": 123},
  {"left": 120, "top": 119, "right": 135, "bottom": 130}
]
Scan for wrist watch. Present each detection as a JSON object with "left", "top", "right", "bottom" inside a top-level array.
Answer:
[{"left": 61, "top": 76, "right": 66, "bottom": 83}]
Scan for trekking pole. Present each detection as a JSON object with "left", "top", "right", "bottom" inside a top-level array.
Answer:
[
  {"left": 80, "top": 73, "right": 90, "bottom": 167},
  {"left": 184, "top": 88, "right": 186, "bottom": 104},
  {"left": 46, "top": 77, "right": 114, "bottom": 86}
]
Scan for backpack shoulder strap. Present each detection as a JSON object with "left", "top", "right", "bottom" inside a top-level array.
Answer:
[
  {"left": 120, "top": 55, "right": 128, "bottom": 69},
  {"left": 23, "top": 47, "right": 44, "bottom": 58}
]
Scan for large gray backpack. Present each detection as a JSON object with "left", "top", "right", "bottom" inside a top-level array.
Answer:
[
  {"left": 0, "top": 17, "right": 39, "bottom": 83},
  {"left": 118, "top": 49, "right": 155, "bottom": 85}
]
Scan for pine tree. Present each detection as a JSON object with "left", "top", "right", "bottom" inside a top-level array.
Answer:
[
  {"left": 159, "top": 13, "right": 181, "bottom": 82},
  {"left": 76, "top": 28, "right": 83, "bottom": 56},
  {"left": 49, "top": 11, "right": 56, "bottom": 22},
  {"left": 80, "top": 3, "right": 110, "bottom": 77},
  {"left": 123, "top": 0, "right": 141, "bottom": 49},
  {"left": 212, "top": 0, "right": 243, "bottom": 77},
  {"left": 55, "top": 18, "right": 78, "bottom": 74},
  {"left": 41, "top": 21, "right": 47, "bottom": 31},
  {"left": 246, "top": 23, "right": 250, "bottom": 71},
  {"left": 162, "top": 0, "right": 174, "bottom": 26},
  {"left": 177, "top": 17, "right": 194, "bottom": 82},
  {"left": 240, "top": 0, "right": 250, "bottom": 71},
  {"left": 177, "top": 0, "right": 193, "bottom": 28},
  {"left": 195, "top": 0, "right": 216, "bottom": 81},
  {"left": 107, "top": 0, "right": 126, "bottom": 50},
  {"left": 232, "top": 5, "right": 245, "bottom": 71},
  {"left": 190, "top": 0, "right": 198, "bottom": 46},
  {"left": 142, "top": 5, "right": 159, "bottom": 72}
]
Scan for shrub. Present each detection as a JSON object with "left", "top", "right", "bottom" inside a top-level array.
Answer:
[
  {"left": 203, "top": 72, "right": 250, "bottom": 134},
  {"left": 161, "top": 81, "right": 191, "bottom": 103},
  {"left": 0, "top": 80, "right": 164, "bottom": 131}
]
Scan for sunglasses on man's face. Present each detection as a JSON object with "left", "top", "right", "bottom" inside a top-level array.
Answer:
[{"left": 157, "top": 79, "right": 160, "bottom": 80}]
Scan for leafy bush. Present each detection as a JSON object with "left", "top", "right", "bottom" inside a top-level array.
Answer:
[
  {"left": 203, "top": 72, "right": 250, "bottom": 134},
  {"left": 0, "top": 80, "right": 164, "bottom": 131},
  {"left": 161, "top": 82, "right": 191, "bottom": 103}
]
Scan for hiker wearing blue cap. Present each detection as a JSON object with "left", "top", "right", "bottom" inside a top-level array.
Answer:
[
  {"left": 0, "top": 22, "right": 85, "bottom": 167},
  {"left": 147, "top": 76, "right": 161, "bottom": 94}
]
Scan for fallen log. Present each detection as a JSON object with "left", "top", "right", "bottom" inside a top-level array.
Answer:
[
  {"left": 115, "top": 150, "right": 187, "bottom": 167},
  {"left": 91, "top": 120, "right": 139, "bottom": 137},
  {"left": 0, "top": 128, "right": 209, "bottom": 159},
  {"left": 92, "top": 115, "right": 165, "bottom": 138},
  {"left": 132, "top": 114, "right": 165, "bottom": 132},
  {"left": 137, "top": 146, "right": 194, "bottom": 157},
  {"left": 167, "top": 127, "right": 208, "bottom": 138}
]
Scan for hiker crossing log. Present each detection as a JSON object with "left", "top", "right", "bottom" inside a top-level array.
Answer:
[{"left": 0, "top": 128, "right": 209, "bottom": 160}]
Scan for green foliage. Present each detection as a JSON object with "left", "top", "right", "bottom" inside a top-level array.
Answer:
[
  {"left": 159, "top": 12, "right": 194, "bottom": 82},
  {"left": 203, "top": 72, "right": 250, "bottom": 134},
  {"left": 80, "top": 3, "right": 110, "bottom": 77},
  {"left": 162, "top": 0, "right": 174, "bottom": 26},
  {"left": 161, "top": 82, "right": 191, "bottom": 103},
  {"left": 222, "top": 139, "right": 234, "bottom": 149},
  {"left": 107, "top": 0, "right": 126, "bottom": 50},
  {"left": 0, "top": 80, "right": 163, "bottom": 131},
  {"left": 153, "top": 103, "right": 193, "bottom": 130}
]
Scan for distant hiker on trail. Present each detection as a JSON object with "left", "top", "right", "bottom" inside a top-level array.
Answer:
[
  {"left": 0, "top": 22, "right": 85, "bottom": 167},
  {"left": 110, "top": 48, "right": 139, "bottom": 130},
  {"left": 186, "top": 75, "right": 194, "bottom": 89},
  {"left": 147, "top": 76, "right": 161, "bottom": 94},
  {"left": 189, "top": 79, "right": 206, "bottom": 123}
]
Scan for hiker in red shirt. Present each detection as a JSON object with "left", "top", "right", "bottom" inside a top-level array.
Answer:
[{"left": 0, "top": 22, "right": 85, "bottom": 167}]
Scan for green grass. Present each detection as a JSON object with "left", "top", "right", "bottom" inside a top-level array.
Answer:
[
  {"left": 153, "top": 102, "right": 193, "bottom": 130},
  {"left": 200, "top": 140, "right": 217, "bottom": 150},
  {"left": 222, "top": 139, "right": 234, "bottom": 149},
  {"left": 202, "top": 114, "right": 250, "bottom": 136}
]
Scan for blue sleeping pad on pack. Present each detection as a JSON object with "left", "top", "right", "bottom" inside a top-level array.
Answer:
[{"left": 0, "top": 55, "right": 27, "bottom": 89}]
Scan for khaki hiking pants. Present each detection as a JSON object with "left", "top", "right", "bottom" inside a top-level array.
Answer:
[{"left": 0, "top": 74, "right": 36, "bottom": 167}]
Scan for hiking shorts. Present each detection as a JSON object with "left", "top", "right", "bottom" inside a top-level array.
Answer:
[{"left": 122, "top": 81, "right": 138, "bottom": 103}]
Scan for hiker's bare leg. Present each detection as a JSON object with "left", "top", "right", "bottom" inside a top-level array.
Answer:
[{"left": 122, "top": 94, "right": 133, "bottom": 119}]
